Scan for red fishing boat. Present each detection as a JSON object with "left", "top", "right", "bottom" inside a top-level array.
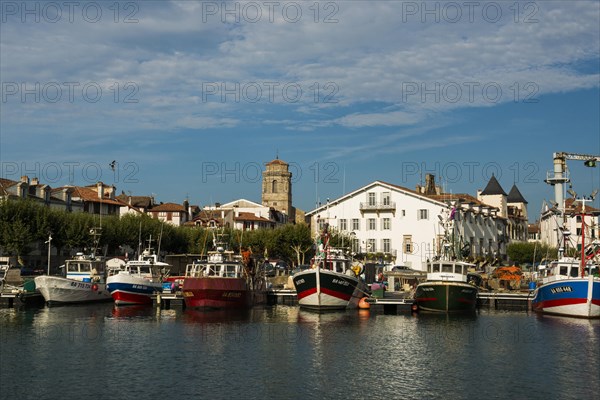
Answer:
[{"left": 182, "top": 241, "right": 265, "bottom": 309}]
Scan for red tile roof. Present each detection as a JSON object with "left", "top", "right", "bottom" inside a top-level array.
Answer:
[
  {"left": 234, "top": 212, "right": 272, "bottom": 222},
  {"left": 149, "top": 203, "right": 187, "bottom": 212}
]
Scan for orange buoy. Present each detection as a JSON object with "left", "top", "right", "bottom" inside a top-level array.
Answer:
[
  {"left": 358, "top": 297, "right": 370, "bottom": 309},
  {"left": 91, "top": 284, "right": 99, "bottom": 292}
]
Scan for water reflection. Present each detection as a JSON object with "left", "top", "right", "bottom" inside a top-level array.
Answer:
[{"left": 111, "top": 305, "right": 155, "bottom": 319}]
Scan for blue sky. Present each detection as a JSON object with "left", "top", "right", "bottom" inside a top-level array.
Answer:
[{"left": 1, "top": 0, "right": 599, "bottom": 220}]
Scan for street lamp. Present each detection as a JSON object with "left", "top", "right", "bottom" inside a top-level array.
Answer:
[{"left": 45, "top": 233, "right": 52, "bottom": 275}]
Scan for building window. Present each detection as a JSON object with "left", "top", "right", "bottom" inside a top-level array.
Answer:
[
  {"left": 352, "top": 218, "right": 360, "bottom": 230},
  {"left": 382, "top": 192, "right": 390, "bottom": 205},
  {"left": 318, "top": 219, "right": 325, "bottom": 231},
  {"left": 351, "top": 238, "right": 359, "bottom": 253},
  {"left": 403, "top": 235, "right": 412, "bottom": 254},
  {"left": 368, "top": 192, "right": 376, "bottom": 206},
  {"left": 339, "top": 219, "right": 347, "bottom": 231},
  {"left": 368, "top": 218, "right": 376, "bottom": 230},
  {"left": 367, "top": 239, "right": 376, "bottom": 253},
  {"left": 167, "top": 212, "right": 172, "bottom": 221},
  {"left": 383, "top": 239, "right": 391, "bottom": 253},
  {"left": 402, "top": 210, "right": 406, "bottom": 217},
  {"left": 272, "top": 180, "right": 278, "bottom": 193},
  {"left": 382, "top": 218, "right": 390, "bottom": 230},
  {"left": 418, "top": 209, "right": 428, "bottom": 220}
]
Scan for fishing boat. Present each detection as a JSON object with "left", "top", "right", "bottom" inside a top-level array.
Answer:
[
  {"left": 182, "top": 236, "right": 265, "bottom": 309},
  {"left": 292, "top": 223, "right": 366, "bottom": 311},
  {"left": 35, "top": 228, "right": 113, "bottom": 305},
  {"left": 413, "top": 206, "right": 480, "bottom": 313},
  {"left": 532, "top": 196, "right": 600, "bottom": 318},
  {"left": 414, "top": 260, "right": 479, "bottom": 313},
  {"left": 106, "top": 241, "right": 170, "bottom": 306}
]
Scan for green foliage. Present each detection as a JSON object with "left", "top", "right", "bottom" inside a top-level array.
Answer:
[
  {"left": 0, "top": 200, "right": 315, "bottom": 264},
  {"left": 507, "top": 241, "right": 558, "bottom": 265}
]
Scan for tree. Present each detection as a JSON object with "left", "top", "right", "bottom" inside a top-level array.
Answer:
[
  {"left": 507, "top": 242, "right": 558, "bottom": 266},
  {"left": 1, "top": 219, "right": 32, "bottom": 266}
]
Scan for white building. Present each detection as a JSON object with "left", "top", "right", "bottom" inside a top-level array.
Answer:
[
  {"left": 540, "top": 198, "right": 599, "bottom": 252},
  {"left": 197, "top": 199, "right": 286, "bottom": 230},
  {"left": 306, "top": 176, "right": 520, "bottom": 271},
  {"left": 307, "top": 180, "right": 450, "bottom": 270}
]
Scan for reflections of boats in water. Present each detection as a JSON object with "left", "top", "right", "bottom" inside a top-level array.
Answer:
[
  {"left": 110, "top": 304, "right": 155, "bottom": 319},
  {"left": 182, "top": 307, "right": 254, "bottom": 324}
]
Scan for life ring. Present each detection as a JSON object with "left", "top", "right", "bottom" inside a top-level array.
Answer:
[{"left": 91, "top": 284, "right": 99, "bottom": 292}]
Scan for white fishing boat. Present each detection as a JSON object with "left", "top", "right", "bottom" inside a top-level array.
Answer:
[
  {"left": 35, "top": 228, "right": 113, "bottom": 305},
  {"left": 532, "top": 195, "right": 600, "bottom": 318}
]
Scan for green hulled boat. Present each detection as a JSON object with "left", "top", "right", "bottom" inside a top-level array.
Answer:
[{"left": 414, "top": 260, "right": 479, "bottom": 313}]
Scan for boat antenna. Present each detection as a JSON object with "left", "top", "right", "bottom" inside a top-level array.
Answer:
[
  {"left": 157, "top": 223, "right": 164, "bottom": 259},
  {"left": 137, "top": 220, "right": 142, "bottom": 258}
]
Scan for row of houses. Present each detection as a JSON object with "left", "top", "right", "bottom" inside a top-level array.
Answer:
[{"left": 0, "top": 175, "right": 291, "bottom": 230}]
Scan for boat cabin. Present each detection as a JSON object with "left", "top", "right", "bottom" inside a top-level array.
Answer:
[
  {"left": 540, "top": 258, "right": 598, "bottom": 284},
  {"left": 185, "top": 261, "right": 245, "bottom": 279},
  {"left": 313, "top": 248, "right": 352, "bottom": 274},
  {"left": 64, "top": 254, "right": 106, "bottom": 282},
  {"left": 426, "top": 260, "right": 475, "bottom": 283}
]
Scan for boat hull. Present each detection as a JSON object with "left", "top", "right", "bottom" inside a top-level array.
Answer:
[
  {"left": 532, "top": 277, "right": 600, "bottom": 318},
  {"left": 106, "top": 274, "right": 162, "bottom": 305},
  {"left": 34, "top": 275, "right": 112, "bottom": 305},
  {"left": 414, "top": 281, "right": 477, "bottom": 313},
  {"left": 293, "top": 268, "right": 365, "bottom": 311},
  {"left": 182, "top": 277, "right": 251, "bottom": 309}
]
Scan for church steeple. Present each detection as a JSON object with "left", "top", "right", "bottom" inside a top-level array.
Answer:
[{"left": 262, "top": 158, "right": 294, "bottom": 220}]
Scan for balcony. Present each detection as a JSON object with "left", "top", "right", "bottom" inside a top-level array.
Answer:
[{"left": 360, "top": 202, "right": 396, "bottom": 212}]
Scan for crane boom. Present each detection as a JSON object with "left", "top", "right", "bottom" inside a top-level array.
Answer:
[{"left": 554, "top": 152, "right": 600, "bottom": 162}]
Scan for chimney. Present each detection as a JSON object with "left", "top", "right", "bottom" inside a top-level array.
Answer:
[
  {"left": 31, "top": 177, "right": 39, "bottom": 186},
  {"left": 96, "top": 182, "right": 104, "bottom": 199},
  {"left": 43, "top": 185, "right": 51, "bottom": 203},
  {"left": 20, "top": 175, "right": 29, "bottom": 184}
]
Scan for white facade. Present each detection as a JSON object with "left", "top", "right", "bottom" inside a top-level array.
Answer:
[
  {"left": 307, "top": 181, "right": 449, "bottom": 270},
  {"left": 540, "top": 202, "right": 599, "bottom": 252}
]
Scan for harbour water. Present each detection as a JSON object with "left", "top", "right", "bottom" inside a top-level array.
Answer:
[{"left": 1, "top": 305, "right": 598, "bottom": 400}]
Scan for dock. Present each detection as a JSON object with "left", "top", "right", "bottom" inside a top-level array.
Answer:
[
  {"left": 224, "top": 289, "right": 534, "bottom": 312},
  {"left": 477, "top": 291, "right": 533, "bottom": 311},
  {"left": 152, "top": 292, "right": 186, "bottom": 309},
  {"left": 0, "top": 289, "right": 45, "bottom": 308}
]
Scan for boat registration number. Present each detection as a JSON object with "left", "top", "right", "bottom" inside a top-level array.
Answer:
[
  {"left": 550, "top": 286, "right": 573, "bottom": 294},
  {"left": 70, "top": 282, "right": 91, "bottom": 289},
  {"left": 332, "top": 279, "right": 349, "bottom": 286}
]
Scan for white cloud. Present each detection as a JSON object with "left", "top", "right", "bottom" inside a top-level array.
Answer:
[{"left": 1, "top": 0, "right": 598, "bottom": 143}]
